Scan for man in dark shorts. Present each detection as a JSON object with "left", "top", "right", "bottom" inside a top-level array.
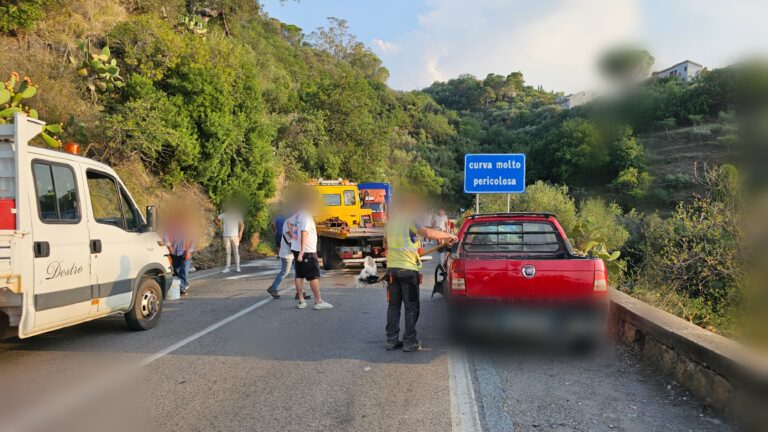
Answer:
[{"left": 290, "top": 191, "right": 333, "bottom": 310}]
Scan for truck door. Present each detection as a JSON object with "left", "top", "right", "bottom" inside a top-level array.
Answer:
[
  {"left": 28, "top": 160, "right": 93, "bottom": 330},
  {"left": 83, "top": 169, "right": 142, "bottom": 314}
]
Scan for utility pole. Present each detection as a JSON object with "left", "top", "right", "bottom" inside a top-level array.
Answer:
[
  {"left": 475, "top": 194, "right": 479, "bottom": 214},
  {"left": 507, "top": 193, "right": 511, "bottom": 212}
]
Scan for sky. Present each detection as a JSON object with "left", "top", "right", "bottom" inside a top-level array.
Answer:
[{"left": 262, "top": 0, "right": 768, "bottom": 94}]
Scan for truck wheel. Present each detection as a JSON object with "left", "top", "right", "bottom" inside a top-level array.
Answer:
[
  {"left": 125, "top": 277, "right": 163, "bottom": 331},
  {"left": 321, "top": 239, "right": 344, "bottom": 270}
]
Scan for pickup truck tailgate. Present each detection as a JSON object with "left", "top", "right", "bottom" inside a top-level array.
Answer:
[{"left": 463, "top": 257, "right": 596, "bottom": 299}]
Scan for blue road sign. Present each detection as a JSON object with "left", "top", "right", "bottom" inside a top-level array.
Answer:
[{"left": 464, "top": 154, "right": 526, "bottom": 194}]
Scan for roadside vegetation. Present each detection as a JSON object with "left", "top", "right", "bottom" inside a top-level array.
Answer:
[{"left": 0, "top": 0, "right": 762, "bottom": 338}]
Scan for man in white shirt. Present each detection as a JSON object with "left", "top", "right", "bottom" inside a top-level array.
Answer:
[
  {"left": 214, "top": 205, "right": 244, "bottom": 273},
  {"left": 434, "top": 209, "right": 449, "bottom": 232},
  {"left": 290, "top": 191, "right": 333, "bottom": 310}
]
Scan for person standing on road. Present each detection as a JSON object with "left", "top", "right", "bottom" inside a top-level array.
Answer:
[
  {"left": 421, "top": 209, "right": 434, "bottom": 247},
  {"left": 267, "top": 210, "right": 295, "bottom": 299},
  {"left": 164, "top": 210, "right": 195, "bottom": 295},
  {"left": 384, "top": 194, "right": 457, "bottom": 352},
  {"left": 215, "top": 203, "right": 244, "bottom": 274},
  {"left": 291, "top": 190, "right": 333, "bottom": 310},
  {"left": 434, "top": 209, "right": 449, "bottom": 232}
]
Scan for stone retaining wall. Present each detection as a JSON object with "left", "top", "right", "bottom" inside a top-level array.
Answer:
[{"left": 608, "top": 289, "right": 768, "bottom": 429}]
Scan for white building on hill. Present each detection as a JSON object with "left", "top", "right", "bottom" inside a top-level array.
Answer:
[
  {"left": 556, "top": 90, "right": 596, "bottom": 109},
  {"left": 652, "top": 60, "right": 705, "bottom": 81}
]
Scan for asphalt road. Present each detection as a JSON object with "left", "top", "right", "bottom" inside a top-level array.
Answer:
[{"left": 0, "top": 257, "right": 733, "bottom": 432}]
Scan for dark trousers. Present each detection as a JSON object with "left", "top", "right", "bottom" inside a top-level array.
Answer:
[
  {"left": 171, "top": 255, "right": 191, "bottom": 288},
  {"left": 386, "top": 269, "right": 421, "bottom": 345}
]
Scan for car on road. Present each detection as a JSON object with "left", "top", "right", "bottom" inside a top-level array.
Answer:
[
  {"left": 0, "top": 113, "right": 171, "bottom": 339},
  {"left": 433, "top": 212, "right": 609, "bottom": 342}
]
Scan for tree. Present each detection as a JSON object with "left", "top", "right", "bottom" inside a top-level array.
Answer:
[
  {"left": 609, "top": 126, "right": 644, "bottom": 173},
  {"left": 309, "top": 17, "right": 389, "bottom": 82},
  {"left": 599, "top": 47, "right": 655, "bottom": 86}
]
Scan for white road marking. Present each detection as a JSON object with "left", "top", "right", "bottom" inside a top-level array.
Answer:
[
  {"left": 224, "top": 269, "right": 279, "bottom": 280},
  {"left": 449, "top": 351, "right": 483, "bottom": 432},
  {"left": 4, "top": 296, "right": 278, "bottom": 432},
  {"left": 241, "top": 260, "right": 281, "bottom": 268},
  {"left": 136, "top": 296, "right": 274, "bottom": 367}
]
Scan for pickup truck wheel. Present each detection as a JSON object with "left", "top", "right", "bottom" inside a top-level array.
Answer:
[{"left": 125, "top": 277, "right": 163, "bottom": 331}]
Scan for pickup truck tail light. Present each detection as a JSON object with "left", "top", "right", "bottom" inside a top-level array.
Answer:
[
  {"left": 451, "top": 273, "right": 466, "bottom": 295},
  {"left": 593, "top": 270, "right": 608, "bottom": 292}
]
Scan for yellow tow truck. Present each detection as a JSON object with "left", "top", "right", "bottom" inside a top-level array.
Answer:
[{"left": 308, "top": 179, "right": 386, "bottom": 270}]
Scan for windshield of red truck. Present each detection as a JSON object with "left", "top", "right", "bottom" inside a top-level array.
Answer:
[
  {"left": 462, "top": 221, "right": 561, "bottom": 253},
  {"left": 363, "top": 203, "right": 384, "bottom": 211}
]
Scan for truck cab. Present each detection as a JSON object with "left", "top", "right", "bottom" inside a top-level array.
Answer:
[
  {"left": 0, "top": 114, "right": 171, "bottom": 339},
  {"left": 358, "top": 182, "right": 391, "bottom": 225}
]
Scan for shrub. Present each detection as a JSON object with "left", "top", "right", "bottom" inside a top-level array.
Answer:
[
  {"left": 639, "top": 198, "right": 743, "bottom": 313},
  {"left": 573, "top": 198, "right": 629, "bottom": 252},
  {"left": 0, "top": 0, "right": 47, "bottom": 34},
  {"left": 610, "top": 167, "right": 653, "bottom": 206},
  {"left": 662, "top": 173, "right": 692, "bottom": 191},
  {"left": 628, "top": 165, "right": 745, "bottom": 333}
]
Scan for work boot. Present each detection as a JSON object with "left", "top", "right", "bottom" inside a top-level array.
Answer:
[
  {"left": 267, "top": 288, "right": 281, "bottom": 299},
  {"left": 385, "top": 340, "right": 403, "bottom": 351},
  {"left": 402, "top": 341, "right": 422, "bottom": 352}
]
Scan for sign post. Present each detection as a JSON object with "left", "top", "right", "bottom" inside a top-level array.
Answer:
[{"left": 464, "top": 153, "right": 526, "bottom": 213}]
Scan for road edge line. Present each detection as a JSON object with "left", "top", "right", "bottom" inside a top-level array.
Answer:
[{"left": 449, "top": 351, "right": 483, "bottom": 432}]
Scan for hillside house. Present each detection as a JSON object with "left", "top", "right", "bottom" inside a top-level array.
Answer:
[
  {"left": 556, "top": 90, "right": 596, "bottom": 109},
  {"left": 652, "top": 60, "right": 705, "bottom": 81}
]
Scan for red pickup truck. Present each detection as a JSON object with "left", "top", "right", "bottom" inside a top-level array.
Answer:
[{"left": 433, "top": 212, "right": 609, "bottom": 342}]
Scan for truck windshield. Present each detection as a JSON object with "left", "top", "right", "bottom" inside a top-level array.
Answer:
[
  {"left": 462, "top": 221, "right": 561, "bottom": 253},
  {"left": 323, "top": 194, "right": 341, "bottom": 206},
  {"left": 364, "top": 203, "right": 384, "bottom": 212}
]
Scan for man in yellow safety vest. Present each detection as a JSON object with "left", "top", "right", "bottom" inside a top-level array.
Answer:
[{"left": 384, "top": 193, "right": 457, "bottom": 352}]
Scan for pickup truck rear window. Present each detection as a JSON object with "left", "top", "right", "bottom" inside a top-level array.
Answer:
[{"left": 463, "top": 222, "right": 561, "bottom": 253}]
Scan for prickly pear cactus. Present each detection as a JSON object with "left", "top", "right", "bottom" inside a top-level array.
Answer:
[
  {"left": 69, "top": 39, "right": 124, "bottom": 102},
  {"left": 178, "top": 14, "right": 208, "bottom": 36},
  {"left": 0, "top": 72, "right": 64, "bottom": 148}
]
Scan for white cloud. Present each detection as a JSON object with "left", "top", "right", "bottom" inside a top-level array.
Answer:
[
  {"left": 385, "top": 0, "right": 642, "bottom": 92},
  {"left": 371, "top": 38, "right": 402, "bottom": 55}
]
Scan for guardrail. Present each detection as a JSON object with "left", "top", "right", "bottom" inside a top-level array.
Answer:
[{"left": 608, "top": 289, "right": 768, "bottom": 429}]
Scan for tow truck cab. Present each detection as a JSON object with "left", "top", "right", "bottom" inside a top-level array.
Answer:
[
  {"left": 435, "top": 213, "right": 608, "bottom": 339},
  {"left": 0, "top": 113, "right": 171, "bottom": 339}
]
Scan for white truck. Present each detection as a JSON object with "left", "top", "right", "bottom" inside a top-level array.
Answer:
[{"left": 0, "top": 113, "right": 172, "bottom": 339}]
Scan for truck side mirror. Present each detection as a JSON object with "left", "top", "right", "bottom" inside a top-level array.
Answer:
[
  {"left": 143, "top": 205, "right": 158, "bottom": 232},
  {"left": 450, "top": 242, "right": 460, "bottom": 258}
]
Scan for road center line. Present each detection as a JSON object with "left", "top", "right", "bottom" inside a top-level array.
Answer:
[
  {"left": 137, "top": 295, "right": 275, "bottom": 367},
  {"left": 224, "top": 269, "right": 279, "bottom": 280},
  {"left": 449, "top": 351, "right": 483, "bottom": 432}
]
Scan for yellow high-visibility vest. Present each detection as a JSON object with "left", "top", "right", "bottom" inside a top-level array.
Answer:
[{"left": 386, "top": 218, "right": 421, "bottom": 271}]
